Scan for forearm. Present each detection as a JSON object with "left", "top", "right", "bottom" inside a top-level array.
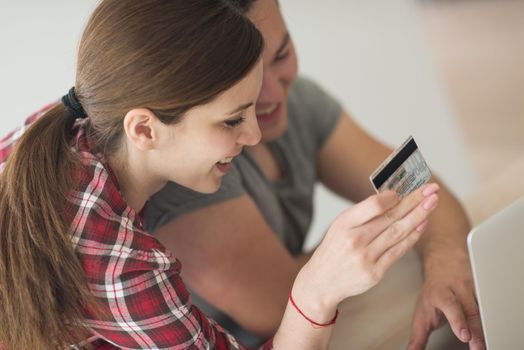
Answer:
[
  {"left": 272, "top": 304, "right": 333, "bottom": 350},
  {"left": 415, "top": 178, "right": 472, "bottom": 273},
  {"left": 272, "top": 270, "right": 336, "bottom": 350}
]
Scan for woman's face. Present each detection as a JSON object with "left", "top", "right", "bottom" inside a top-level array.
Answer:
[
  {"left": 156, "top": 61, "right": 263, "bottom": 193},
  {"left": 247, "top": 0, "right": 298, "bottom": 143}
]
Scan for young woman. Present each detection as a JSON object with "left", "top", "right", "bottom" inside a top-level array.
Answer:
[
  {"left": 0, "top": 0, "right": 439, "bottom": 349},
  {"left": 144, "top": 0, "right": 483, "bottom": 349}
]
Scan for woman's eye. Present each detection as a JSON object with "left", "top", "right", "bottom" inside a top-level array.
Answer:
[{"left": 224, "top": 116, "right": 245, "bottom": 128}]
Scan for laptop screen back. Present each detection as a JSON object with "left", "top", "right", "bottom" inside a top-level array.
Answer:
[{"left": 467, "top": 196, "right": 524, "bottom": 349}]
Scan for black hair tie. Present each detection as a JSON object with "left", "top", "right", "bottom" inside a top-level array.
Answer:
[{"left": 62, "top": 87, "right": 86, "bottom": 119}]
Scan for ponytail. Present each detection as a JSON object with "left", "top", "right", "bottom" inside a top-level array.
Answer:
[{"left": 0, "top": 104, "right": 95, "bottom": 349}]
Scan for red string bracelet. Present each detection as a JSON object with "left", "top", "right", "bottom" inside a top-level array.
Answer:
[{"left": 289, "top": 290, "right": 339, "bottom": 328}]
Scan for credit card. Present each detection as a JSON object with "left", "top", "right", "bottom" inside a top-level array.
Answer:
[{"left": 369, "top": 136, "right": 431, "bottom": 196}]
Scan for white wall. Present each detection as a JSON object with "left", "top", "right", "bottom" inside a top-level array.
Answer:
[
  {"left": 0, "top": 1, "right": 97, "bottom": 122},
  {"left": 0, "top": 1, "right": 476, "bottom": 248}
]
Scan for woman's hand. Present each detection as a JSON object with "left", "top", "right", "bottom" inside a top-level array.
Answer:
[{"left": 292, "top": 183, "right": 440, "bottom": 322}]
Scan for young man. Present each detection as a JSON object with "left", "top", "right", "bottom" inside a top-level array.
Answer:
[{"left": 144, "top": 1, "right": 485, "bottom": 349}]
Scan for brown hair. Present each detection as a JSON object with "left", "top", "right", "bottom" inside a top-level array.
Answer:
[
  {"left": 0, "top": 0, "right": 263, "bottom": 349},
  {"left": 229, "top": 0, "right": 258, "bottom": 13}
]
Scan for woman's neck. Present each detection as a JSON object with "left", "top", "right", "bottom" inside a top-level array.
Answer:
[{"left": 107, "top": 153, "right": 165, "bottom": 213}]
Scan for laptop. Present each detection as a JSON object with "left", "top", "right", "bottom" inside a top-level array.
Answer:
[{"left": 467, "top": 195, "right": 524, "bottom": 349}]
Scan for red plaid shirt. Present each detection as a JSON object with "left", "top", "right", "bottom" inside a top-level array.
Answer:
[{"left": 0, "top": 107, "right": 274, "bottom": 350}]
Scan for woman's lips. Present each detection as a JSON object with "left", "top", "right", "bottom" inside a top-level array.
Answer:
[
  {"left": 215, "top": 155, "right": 237, "bottom": 174},
  {"left": 215, "top": 162, "right": 232, "bottom": 174}
]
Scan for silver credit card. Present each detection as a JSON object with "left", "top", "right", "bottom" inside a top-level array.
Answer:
[{"left": 369, "top": 136, "right": 431, "bottom": 196}]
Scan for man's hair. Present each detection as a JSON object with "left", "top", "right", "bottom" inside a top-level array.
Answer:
[{"left": 228, "top": 0, "right": 257, "bottom": 13}]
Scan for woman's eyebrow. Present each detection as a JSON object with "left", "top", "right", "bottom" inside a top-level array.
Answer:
[{"left": 227, "top": 102, "right": 253, "bottom": 116}]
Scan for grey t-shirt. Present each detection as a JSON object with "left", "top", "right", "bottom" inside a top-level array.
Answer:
[{"left": 143, "top": 76, "right": 342, "bottom": 345}]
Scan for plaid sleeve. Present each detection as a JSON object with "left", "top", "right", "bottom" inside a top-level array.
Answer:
[
  {"left": 67, "top": 144, "right": 274, "bottom": 350},
  {"left": 78, "top": 243, "right": 273, "bottom": 349}
]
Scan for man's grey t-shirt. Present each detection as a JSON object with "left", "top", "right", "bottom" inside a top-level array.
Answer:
[{"left": 143, "top": 76, "right": 342, "bottom": 344}]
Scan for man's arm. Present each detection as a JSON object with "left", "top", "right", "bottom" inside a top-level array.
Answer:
[
  {"left": 316, "top": 110, "right": 485, "bottom": 349},
  {"left": 154, "top": 194, "right": 309, "bottom": 337}
]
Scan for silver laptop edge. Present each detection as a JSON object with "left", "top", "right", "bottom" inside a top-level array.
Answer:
[{"left": 467, "top": 195, "right": 524, "bottom": 349}]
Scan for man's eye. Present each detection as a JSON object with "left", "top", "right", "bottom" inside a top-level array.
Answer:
[
  {"left": 224, "top": 116, "right": 245, "bottom": 128},
  {"left": 274, "top": 50, "right": 290, "bottom": 63}
]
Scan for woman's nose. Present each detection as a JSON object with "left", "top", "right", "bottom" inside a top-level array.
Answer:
[{"left": 238, "top": 110, "right": 261, "bottom": 146}]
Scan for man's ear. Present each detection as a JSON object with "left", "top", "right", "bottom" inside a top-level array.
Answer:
[{"left": 122, "top": 108, "right": 159, "bottom": 151}]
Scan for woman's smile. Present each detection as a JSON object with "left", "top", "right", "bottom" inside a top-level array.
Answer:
[{"left": 215, "top": 156, "right": 234, "bottom": 174}]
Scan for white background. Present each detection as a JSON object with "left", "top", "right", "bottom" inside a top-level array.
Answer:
[{"left": 0, "top": 1, "right": 476, "bottom": 247}]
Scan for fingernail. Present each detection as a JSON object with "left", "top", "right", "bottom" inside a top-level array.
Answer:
[
  {"left": 422, "top": 183, "right": 439, "bottom": 197},
  {"left": 422, "top": 194, "right": 438, "bottom": 210},
  {"left": 416, "top": 220, "right": 428, "bottom": 232},
  {"left": 460, "top": 328, "right": 470, "bottom": 342}
]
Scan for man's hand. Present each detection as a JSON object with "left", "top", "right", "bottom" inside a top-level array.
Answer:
[{"left": 407, "top": 252, "right": 486, "bottom": 350}]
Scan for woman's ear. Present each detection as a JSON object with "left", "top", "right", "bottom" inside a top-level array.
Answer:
[{"left": 122, "top": 108, "right": 160, "bottom": 151}]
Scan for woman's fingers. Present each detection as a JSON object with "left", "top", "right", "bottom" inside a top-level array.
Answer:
[
  {"left": 356, "top": 183, "right": 440, "bottom": 246},
  {"left": 378, "top": 228, "right": 425, "bottom": 279},
  {"left": 371, "top": 192, "right": 439, "bottom": 265},
  {"left": 311, "top": 183, "right": 440, "bottom": 300},
  {"left": 337, "top": 190, "right": 400, "bottom": 228},
  {"left": 386, "top": 183, "right": 439, "bottom": 225}
]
